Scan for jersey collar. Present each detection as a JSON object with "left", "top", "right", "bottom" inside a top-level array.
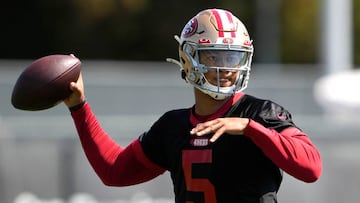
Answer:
[{"left": 190, "top": 92, "right": 244, "bottom": 126}]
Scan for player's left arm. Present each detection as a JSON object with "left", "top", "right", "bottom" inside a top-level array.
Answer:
[
  {"left": 244, "top": 119, "right": 322, "bottom": 183},
  {"left": 191, "top": 117, "right": 322, "bottom": 183}
]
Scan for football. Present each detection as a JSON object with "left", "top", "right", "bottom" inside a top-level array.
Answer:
[{"left": 11, "top": 54, "right": 82, "bottom": 111}]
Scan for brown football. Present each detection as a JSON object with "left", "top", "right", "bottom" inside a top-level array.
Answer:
[{"left": 11, "top": 54, "right": 81, "bottom": 111}]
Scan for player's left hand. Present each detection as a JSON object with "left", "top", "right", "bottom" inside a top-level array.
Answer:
[{"left": 190, "top": 117, "right": 250, "bottom": 142}]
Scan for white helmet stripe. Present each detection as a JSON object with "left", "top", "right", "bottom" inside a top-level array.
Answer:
[{"left": 211, "top": 9, "right": 236, "bottom": 38}]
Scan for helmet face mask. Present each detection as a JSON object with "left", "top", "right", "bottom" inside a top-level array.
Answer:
[{"left": 167, "top": 8, "right": 254, "bottom": 100}]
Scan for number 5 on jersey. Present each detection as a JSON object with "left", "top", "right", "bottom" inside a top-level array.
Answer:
[{"left": 182, "top": 149, "right": 216, "bottom": 203}]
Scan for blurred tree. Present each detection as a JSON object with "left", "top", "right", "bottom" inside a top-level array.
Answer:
[
  {"left": 1, "top": 0, "right": 358, "bottom": 66},
  {"left": 280, "top": 0, "right": 319, "bottom": 64},
  {"left": 0, "top": 0, "right": 254, "bottom": 61}
]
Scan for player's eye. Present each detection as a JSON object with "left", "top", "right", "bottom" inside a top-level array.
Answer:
[
  {"left": 226, "top": 56, "right": 240, "bottom": 66},
  {"left": 207, "top": 55, "right": 218, "bottom": 63}
]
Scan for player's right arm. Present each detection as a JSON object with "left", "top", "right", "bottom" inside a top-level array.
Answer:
[
  {"left": 64, "top": 73, "right": 165, "bottom": 186},
  {"left": 70, "top": 102, "right": 165, "bottom": 186}
]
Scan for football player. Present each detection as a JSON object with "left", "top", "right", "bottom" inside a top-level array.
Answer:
[{"left": 64, "top": 8, "right": 322, "bottom": 203}]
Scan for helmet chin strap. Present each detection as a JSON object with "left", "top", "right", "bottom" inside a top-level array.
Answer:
[{"left": 165, "top": 58, "right": 187, "bottom": 81}]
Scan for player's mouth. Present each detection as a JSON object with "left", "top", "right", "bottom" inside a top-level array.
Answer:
[{"left": 218, "top": 78, "right": 233, "bottom": 86}]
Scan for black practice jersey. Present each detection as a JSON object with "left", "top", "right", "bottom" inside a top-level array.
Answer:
[{"left": 139, "top": 94, "right": 297, "bottom": 203}]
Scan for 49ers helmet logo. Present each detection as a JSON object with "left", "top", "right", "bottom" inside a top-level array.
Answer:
[{"left": 182, "top": 18, "right": 198, "bottom": 38}]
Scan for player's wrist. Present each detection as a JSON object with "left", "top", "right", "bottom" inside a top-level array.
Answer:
[{"left": 68, "top": 100, "right": 86, "bottom": 112}]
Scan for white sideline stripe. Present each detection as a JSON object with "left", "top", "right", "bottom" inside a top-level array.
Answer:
[{"left": 1, "top": 115, "right": 159, "bottom": 139}]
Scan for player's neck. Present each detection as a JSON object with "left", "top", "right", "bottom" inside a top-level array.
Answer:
[{"left": 193, "top": 88, "right": 230, "bottom": 116}]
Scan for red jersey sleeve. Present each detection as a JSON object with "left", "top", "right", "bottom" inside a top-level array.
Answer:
[
  {"left": 244, "top": 119, "right": 322, "bottom": 183},
  {"left": 70, "top": 102, "right": 165, "bottom": 186}
]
